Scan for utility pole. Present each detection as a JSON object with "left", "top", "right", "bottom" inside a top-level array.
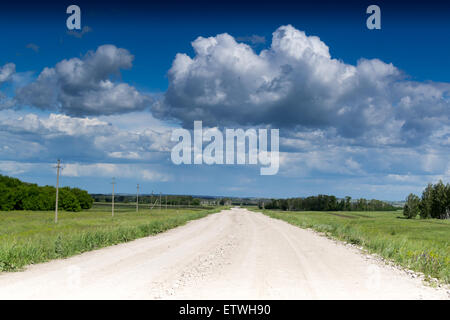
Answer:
[
  {"left": 165, "top": 195, "right": 167, "bottom": 210},
  {"left": 159, "top": 192, "right": 162, "bottom": 210},
  {"left": 111, "top": 177, "right": 116, "bottom": 217},
  {"left": 150, "top": 191, "right": 153, "bottom": 210},
  {"left": 136, "top": 184, "right": 139, "bottom": 212},
  {"left": 54, "top": 159, "right": 61, "bottom": 223}
]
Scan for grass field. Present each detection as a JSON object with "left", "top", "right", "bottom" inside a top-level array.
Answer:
[
  {"left": 0, "top": 203, "right": 224, "bottom": 272},
  {"left": 252, "top": 209, "right": 450, "bottom": 284}
]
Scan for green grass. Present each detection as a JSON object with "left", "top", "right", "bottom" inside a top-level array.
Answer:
[
  {"left": 252, "top": 209, "right": 450, "bottom": 284},
  {"left": 0, "top": 204, "right": 225, "bottom": 272}
]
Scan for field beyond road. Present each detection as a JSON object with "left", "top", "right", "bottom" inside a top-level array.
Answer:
[
  {"left": 254, "top": 209, "right": 450, "bottom": 284},
  {"left": 0, "top": 203, "right": 223, "bottom": 272},
  {"left": 0, "top": 208, "right": 448, "bottom": 299}
]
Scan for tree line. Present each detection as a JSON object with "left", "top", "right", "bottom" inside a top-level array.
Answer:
[
  {"left": 91, "top": 194, "right": 203, "bottom": 206},
  {"left": 260, "top": 195, "right": 397, "bottom": 211},
  {"left": 0, "top": 175, "right": 93, "bottom": 212},
  {"left": 404, "top": 180, "right": 450, "bottom": 219}
]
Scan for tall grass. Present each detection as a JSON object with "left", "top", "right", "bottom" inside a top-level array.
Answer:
[
  {"left": 253, "top": 209, "right": 450, "bottom": 284},
  {"left": 0, "top": 205, "right": 223, "bottom": 272}
]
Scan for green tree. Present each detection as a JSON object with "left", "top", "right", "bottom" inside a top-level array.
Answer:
[
  {"left": 445, "top": 183, "right": 450, "bottom": 219},
  {"left": 403, "top": 193, "right": 420, "bottom": 219},
  {"left": 0, "top": 175, "right": 92, "bottom": 212},
  {"left": 431, "top": 180, "right": 447, "bottom": 219},
  {"left": 71, "top": 188, "right": 93, "bottom": 209},
  {"left": 0, "top": 184, "right": 16, "bottom": 210},
  {"left": 419, "top": 183, "right": 433, "bottom": 219},
  {"left": 59, "top": 188, "right": 82, "bottom": 212},
  {"left": 345, "top": 196, "right": 352, "bottom": 211}
]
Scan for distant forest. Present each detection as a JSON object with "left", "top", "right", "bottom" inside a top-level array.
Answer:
[
  {"left": 260, "top": 195, "right": 397, "bottom": 211},
  {"left": 91, "top": 194, "right": 209, "bottom": 206},
  {"left": 0, "top": 175, "right": 93, "bottom": 212}
]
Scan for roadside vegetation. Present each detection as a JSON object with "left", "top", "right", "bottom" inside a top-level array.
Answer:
[
  {"left": 0, "top": 175, "right": 92, "bottom": 212},
  {"left": 252, "top": 208, "right": 450, "bottom": 284},
  {"left": 404, "top": 180, "right": 450, "bottom": 219},
  {"left": 0, "top": 203, "right": 224, "bottom": 272},
  {"left": 260, "top": 194, "right": 397, "bottom": 211},
  {"left": 92, "top": 194, "right": 232, "bottom": 207}
]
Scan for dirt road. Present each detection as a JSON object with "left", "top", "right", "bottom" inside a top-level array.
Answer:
[{"left": 0, "top": 208, "right": 447, "bottom": 299}]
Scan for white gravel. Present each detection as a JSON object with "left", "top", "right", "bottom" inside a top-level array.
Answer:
[{"left": 0, "top": 208, "right": 448, "bottom": 300}]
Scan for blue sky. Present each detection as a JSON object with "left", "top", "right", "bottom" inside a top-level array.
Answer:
[{"left": 0, "top": 0, "right": 449, "bottom": 200}]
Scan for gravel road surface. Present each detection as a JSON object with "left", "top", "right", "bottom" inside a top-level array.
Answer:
[{"left": 0, "top": 208, "right": 447, "bottom": 299}]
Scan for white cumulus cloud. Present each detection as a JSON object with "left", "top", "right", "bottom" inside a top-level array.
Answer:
[
  {"left": 16, "top": 45, "right": 151, "bottom": 116},
  {"left": 154, "top": 25, "right": 450, "bottom": 148}
]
